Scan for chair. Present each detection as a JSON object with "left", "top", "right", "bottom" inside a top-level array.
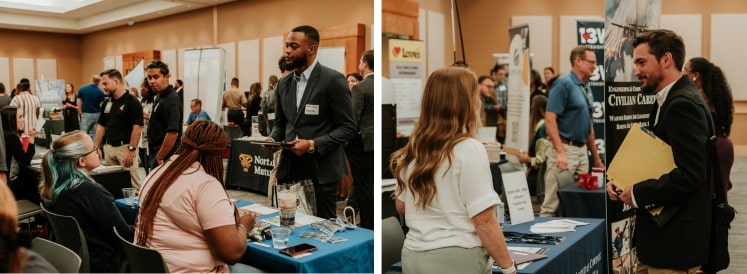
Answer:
[
  {"left": 113, "top": 226, "right": 170, "bottom": 273},
  {"left": 39, "top": 202, "right": 90, "bottom": 273},
  {"left": 30, "top": 237, "right": 82, "bottom": 273},
  {"left": 382, "top": 216, "right": 406, "bottom": 272}
]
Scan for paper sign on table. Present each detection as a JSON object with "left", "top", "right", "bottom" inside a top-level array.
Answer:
[{"left": 502, "top": 171, "right": 535, "bottom": 225}]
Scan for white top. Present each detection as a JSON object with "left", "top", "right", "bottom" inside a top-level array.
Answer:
[
  {"left": 10, "top": 91, "right": 40, "bottom": 135},
  {"left": 295, "top": 59, "right": 318, "bottom": 109},
  {"left": 397, "top": 138, "right": 500, "bottom": 251}
]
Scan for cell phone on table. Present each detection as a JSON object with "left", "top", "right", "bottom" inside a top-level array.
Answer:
[{"left": 279, "top": 243, "right": 317, "bottom": 257}]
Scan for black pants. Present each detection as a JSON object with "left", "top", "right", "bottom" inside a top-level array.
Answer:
[
  {"left": 346, "top": 136, "right": 374, "bottom": 229},
  {"left": 63, "top": 109, "right": 79, "bottom": 133},
  {"left": 314, "top": 182, "right": 339, "bottom": 220},
  {"left": 227, "top": 110, "right": 245, "bottom": 135},
  {"left": 148, "top": 144, "right": 177, "bottom": 169},
  {"left": 139, "top": 147, "right": 150, "bottom": 175}
]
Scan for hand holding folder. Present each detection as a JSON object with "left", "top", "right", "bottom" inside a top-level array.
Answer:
[
  {"left": 607, "top": 123, "right": 676, "bottom": 190},
  {"left": 607, "top": 123, "right": 677, "bottom": 224}
]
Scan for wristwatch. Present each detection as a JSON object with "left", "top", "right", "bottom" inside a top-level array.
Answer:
[
  {"left": 307, "top": 139, "right": 316, "bottom": 154},
  {"left": 127, "top": 145, "right": 136, "bottom": 152},
  {"left": 500, "top": 260, "right": 517, "bottom": 274}
]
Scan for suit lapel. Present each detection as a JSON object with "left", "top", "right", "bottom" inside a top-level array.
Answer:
[{"left": 294, "top": 64, "right": 322, "bottom": 125}]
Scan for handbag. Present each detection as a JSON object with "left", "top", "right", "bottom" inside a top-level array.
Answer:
[{"left": 701, "top": 135, "right": 737, "bottom": 273}]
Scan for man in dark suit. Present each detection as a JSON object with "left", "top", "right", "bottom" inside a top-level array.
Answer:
[
  {"left": 607, "top": 29, "right": 711, "bottom": 272},
  {"left": 267, "top": 25, "right": 356, "bottom": 219},
  {"left": 346, "top": 49, "right": 374, "bottom": 229}
]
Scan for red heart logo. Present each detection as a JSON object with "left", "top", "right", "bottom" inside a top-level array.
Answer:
[
  {"left": 392, "top": 47, "right": 401, "bottom": 57},
  {"left": 582, "top": 32, "right": 591, "bottom": 41}
]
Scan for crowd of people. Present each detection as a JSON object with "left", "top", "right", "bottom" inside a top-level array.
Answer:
[
  {"left": 0, "top": 24, "right": 375, "bottom": 272},
  {"left": 391, "top": 28, "right": 735, "bottom": 273}
]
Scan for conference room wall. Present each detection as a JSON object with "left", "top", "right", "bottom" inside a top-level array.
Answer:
[
  {"left": 428, "top": 0, "right": 747, "bottom": 153},
  {"left": 0, "top": 29, "right": 81, "bottom": 90},
  {"left": 80, "top": 0, "right": 373, "bottom": 88}
]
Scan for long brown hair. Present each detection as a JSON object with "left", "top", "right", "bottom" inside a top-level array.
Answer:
[
  {"left": 0, "top": 183, "right": 25, "bottom": 272},
  {"left": 136, "top": 120, "right": 228, "bottom": 246},
  {"left": 389, "top": 67, "right": 480, "bottom": 209},
  {"left": 528, "top": 95, "right": 548, "bottom": 141}
]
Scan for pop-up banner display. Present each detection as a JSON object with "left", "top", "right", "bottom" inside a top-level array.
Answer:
[{"left": 603, "top": 1, "right": 662, "bottom": 274}]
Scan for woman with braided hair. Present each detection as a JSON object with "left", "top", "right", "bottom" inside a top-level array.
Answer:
[
  {"left": 683, "top": 57, "right": 734, "bottom": 198},
  {"left": 135, "top": 120, "right": 260, "bottom": 273},
  {"left": 39, "top": 130, "right": 133, "bottom": 272}
]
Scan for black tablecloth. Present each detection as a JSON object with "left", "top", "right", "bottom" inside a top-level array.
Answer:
[
  {"left": 225, "top": 139, "right": 274, "bottom": 194},
  {"left": 35, "top": 119, "right": 64, "bottom": 148},
  {"left": 557, "top": 183, "right": 606, "bottom": 218}
]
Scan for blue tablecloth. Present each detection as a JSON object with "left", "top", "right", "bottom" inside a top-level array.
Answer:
[
  {"left": 391, "top": 217, "right": 605, "bottom": 274},
  {"left": 114, "top": 199, "right": 374, "bottom": 273},
  {"left": 557, "top": 184, "right": 606, "bottom": 218},
  {"left": 238, "top": 200, "right": 374, "bottom": 273},
  {"left": 114, "top": 198, "right": 138, "bottom": 225}
]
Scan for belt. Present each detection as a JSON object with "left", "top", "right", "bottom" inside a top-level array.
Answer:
[
  {"left": 560, "top": 138, "right": 585, "bottom": 147},
  {"left": 228, "top": 108, "right": 242, "bottom": 111},
  {"left": 105, "top": 140, "right": 128, "bottom": 146}
]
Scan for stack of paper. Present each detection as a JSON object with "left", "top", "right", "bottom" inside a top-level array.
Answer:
[
  {"left": 492, "top": 247, "right": 548, "bottom": 270},
  {"left": 529, "top": 219, "right": 589, "bottom": 233},
  {"left": 240, "top": 204, "right": 279, "bottom": 215}
]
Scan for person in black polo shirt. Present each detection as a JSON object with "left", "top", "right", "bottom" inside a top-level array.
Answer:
[
  {"left": 94, "top": 68, "right": 144, "bottom": 189},
  {"left": 146, "top": 61, "right": 182, "bottom": 168}
]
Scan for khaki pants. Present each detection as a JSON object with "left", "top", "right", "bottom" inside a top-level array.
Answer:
[
  {"left": 402, "top": 246, "right": 491, "bottom": 274},
  {"left": 103, "top": 144, "right": 141, "bottom": 190},
  {"left": 539, "top": 143, "right": 588, "bottom": 217}
]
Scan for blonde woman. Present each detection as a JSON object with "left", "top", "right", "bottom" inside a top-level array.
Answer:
[
  {"left": 39, "top": 130, "right": 133, "bottom": 273},
  {"left": 390, "top": 67, "right": 515, "bottom": 274}
]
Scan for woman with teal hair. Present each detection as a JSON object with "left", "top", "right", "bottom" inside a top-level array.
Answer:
[{"left": 39, "top": 130, "right": 133, "bottom": 273}]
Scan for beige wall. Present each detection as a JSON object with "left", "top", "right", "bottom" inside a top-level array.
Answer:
[
  {"left": 414, "top": 0, "right": 747, "bottom": 152},
  {"left": 0, "top": 29, "right": 81, "bottom": 88},
  {"left": 82, "top": 0, "right": 373, "bottom": 86},
  {"left": 1, "top": 0, "right": 373, "bottom": 87},
  {"left": 441, "top": 0, "right": 747, "bottom": 78}
]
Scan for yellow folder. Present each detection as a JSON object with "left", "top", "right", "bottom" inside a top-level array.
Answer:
[
  {"left": 607, "top": 123, "right": 676, "bottom": 216},
  {"left": 608, "top": 123, "right": 676, "bottom": 189}
]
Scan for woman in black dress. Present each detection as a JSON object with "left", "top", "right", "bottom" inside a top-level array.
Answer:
[
  {"left": 61, "top": 83, "right": 79, "bottom": 132},
  {"left": 245, "top": 82, "right": 262, "bottom": 136}
]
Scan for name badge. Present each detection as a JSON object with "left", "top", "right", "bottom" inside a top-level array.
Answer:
[
  {"left": 268, "top": 113, "right": 276, "bottom": 120},
  {"left": 499, "top": 85, "right": 507, "bottom": 91},
  {"left": 104, "top": 102, "right": 112, "bottom": 113},
  {"left": 304, "top": 104, "right": 319, "bottom": 115}
]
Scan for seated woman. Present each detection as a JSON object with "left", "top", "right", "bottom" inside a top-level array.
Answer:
[
  {"left": 1, "top": 106, "right": 38, "bottom": 204},
  {"left": 39, "top": 130, "right": 133, "bottom": 273},
  {"left": 136, "top": 120, "right": 259, "bottom": 273},
  {"left": 0, "top": 182, "right": 57, "bottom": 273},
  {"left": 518, "top": 96, "right": 549, "bottom": 199}
]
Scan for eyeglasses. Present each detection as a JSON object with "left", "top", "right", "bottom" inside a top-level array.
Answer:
[
  {"left": 82, "top": 146, "right": 98, "bottom": 157},
  {"left": 581, "top": 58, "right": 597, "bottom": 65}
]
